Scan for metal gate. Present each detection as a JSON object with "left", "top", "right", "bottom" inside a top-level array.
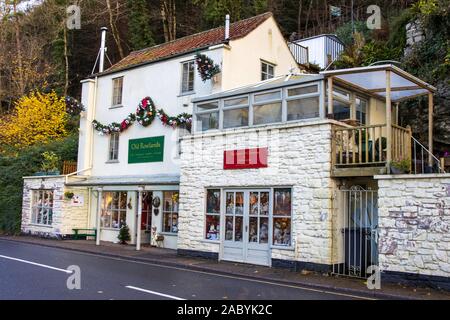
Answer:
[{"left": 332, "top": 186, "right": 378, "bottom": 278}]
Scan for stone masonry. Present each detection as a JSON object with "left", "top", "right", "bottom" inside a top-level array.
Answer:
[
  {"left": 21, "top": 176, "right": 89, "bottom": 237},
  {"left": 178, "top": 119, "right": 338, "bottom": 266},
  {"left": 376, "top": 174, "right": 450, "bottom": 278}
]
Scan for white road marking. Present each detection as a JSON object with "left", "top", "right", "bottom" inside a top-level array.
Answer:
[
  {"left": 125, "top": 285, "right": 185, "bottom": 300},
  {"left": 0, "top": 239, "right": 375, "bottom": 300},
  {"left": 0, "top": 254, "right": 72, "bottom": 274}
]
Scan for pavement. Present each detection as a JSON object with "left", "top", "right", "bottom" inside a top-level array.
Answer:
[{"left": 1, "top": 235, "right": 449, "bottom": 300}]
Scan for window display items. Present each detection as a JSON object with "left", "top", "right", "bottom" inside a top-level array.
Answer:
[
  {"left": 205, "top": 215, "right": 220, "bottom": 240},
  {"left": 273, "top": 218, "right": 291, "bottom": 246},
  {"left": 205, "top": 190, "right": 220, "bottom": 240}
]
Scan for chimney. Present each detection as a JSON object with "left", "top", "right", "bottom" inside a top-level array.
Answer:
[
  {"left": 99, "top": 27, "right": 108, "bottom": 73},
  {"left": 225, "top": 14, "right": 230, "bottom": 41}
]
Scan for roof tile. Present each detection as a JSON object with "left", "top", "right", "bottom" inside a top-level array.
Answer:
[{"left": 105, "top": 12, "right": 273, "bottom": 74}]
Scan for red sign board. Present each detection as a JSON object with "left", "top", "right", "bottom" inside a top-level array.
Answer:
[{"left": 223, "top": 147, "right": 268, "bottom": 170}]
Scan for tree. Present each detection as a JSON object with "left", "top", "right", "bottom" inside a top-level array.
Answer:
[
  {"left": 118, "top": 223, "right": 131, "bottom": 244},
  {"left": 160, "top": 0, "right": 176, "bottom": 42},
  {"left": 127, "top": 0, "right": 155, "bottom": 50},
  {"left": 0, "top": 90, "right": 68, "bottom": 150}
]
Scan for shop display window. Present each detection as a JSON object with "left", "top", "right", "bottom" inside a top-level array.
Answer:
[
  {"left": 273, "top": 188, "right": 292, "bottom": 246},
  {"left": 101, "top": 192, "right": 127, "bottom": 229},
  {"left": 163, "top": 191, "right": 179, "bottom": 233},
  {"left": 205, "top": 189, "right": 220, "bottom": 240}
]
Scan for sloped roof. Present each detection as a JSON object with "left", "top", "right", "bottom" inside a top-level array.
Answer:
[{"left": 104, "top": 12, "right": 273, "bottom": 75}]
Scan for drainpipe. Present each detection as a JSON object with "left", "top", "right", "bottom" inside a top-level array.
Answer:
[{"left": 96, "top": 187, "right": 103, "bottom": 246}]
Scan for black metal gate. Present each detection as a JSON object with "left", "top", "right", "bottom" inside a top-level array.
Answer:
[{"left": 333, "top": 186, "right": 378, "bottom": 278}]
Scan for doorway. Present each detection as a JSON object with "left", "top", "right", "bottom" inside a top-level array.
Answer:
[
  {"left": 140, "top": 191, "right": 153, "bottom": 244},
  {"left": 221, "top": 190, "right": 271, "bottom": 266}
]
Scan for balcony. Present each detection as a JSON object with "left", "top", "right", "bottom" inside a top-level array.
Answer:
[{"left": 332, "top": 123, "right": 445, "bottom": 177}]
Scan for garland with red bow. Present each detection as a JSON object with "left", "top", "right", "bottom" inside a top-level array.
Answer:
[{"left": 92, "top": 97, "right": 192, "bottom": 135}]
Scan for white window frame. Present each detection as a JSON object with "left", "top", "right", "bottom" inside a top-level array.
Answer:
[
  {"left": 162, "top": 191, "right": 179, "bottom": 234},
  {"left": 271, "top": 187, "right": 293, "bottom": 248},
  {"left": 284, "top": 83, "right": 321, "bottom": 122},
  {"left": 181, "top": 60, "right": 195, "bottom": 94},
  {"left": 111, "top": 76, "right": 124, "bottom": 107},
  {"left": 193, "top": 81, "right": 324, "bottom": 132},
  {"left": 31, "top": 190, "right": 54, "bottom": 226},
  {"left": 108, "top": 132, "right": 119, "bottom": 162},
  {"left": 204, "top": 189, "right": 221, "bottom": 241},
  {"left": 356, "top": 96, "right": 369, "bottom": 125},
  {"left": 261, "top": 60, "right": 275, "bottom": 81},
  {"left": 222, "top": 95, "right": 250, "bottom": 129},
  {"left": 194, "top": 100, "right": 220, "bottom": 132},
  {"left": 100, "top": 191, "right": 128, "bottom": 229},
  {"left": 251, "top": 89, "right": 283, "bottom": 126}
]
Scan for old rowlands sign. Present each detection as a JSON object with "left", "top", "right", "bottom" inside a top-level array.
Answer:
[{"left": 128, "top": 136, "right": 164, "bottom": 164}]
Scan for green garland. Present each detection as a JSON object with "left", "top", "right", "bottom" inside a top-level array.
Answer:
[
  {"left": 195, "top": 53, "right": 221, "bottom": 82},
  {"left": 92, "top": 97, "right": 192, "bottom": 135}
]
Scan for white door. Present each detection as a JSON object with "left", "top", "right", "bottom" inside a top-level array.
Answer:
[{"left": 222, "top": 190, "right": 271, "bottom": 266}]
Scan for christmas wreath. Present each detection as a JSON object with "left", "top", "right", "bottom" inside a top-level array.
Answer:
[
  {"left": 136, "top": 97, "right": 156, "bottom": 127},
  {"left": 92, "top": 96, "right": 192, "bottom": 135},
  {"left": 195, "top": 53, "right": 221, "bottom": 82}
]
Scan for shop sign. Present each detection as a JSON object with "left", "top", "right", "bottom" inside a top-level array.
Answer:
[
  {"left": 128, "top": 136, "right": 164, "bottom": 164},
  {"left": 223, "top": 147, "right": 268, "bottom": 170}
]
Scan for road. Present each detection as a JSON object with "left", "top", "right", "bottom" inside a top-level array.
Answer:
[{"left": 0, "top": 239, "right": 371, "bottom": 300}]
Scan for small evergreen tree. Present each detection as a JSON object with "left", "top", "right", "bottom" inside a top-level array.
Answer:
[
  {"left": 118, "top": 223, "right": 131, "bottom": 244},
  {"left": 127, "top": 0, "right": 155, "bottom": 50}
]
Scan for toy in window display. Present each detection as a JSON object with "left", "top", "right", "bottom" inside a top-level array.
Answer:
[
  {"left": 225, "top": 217, "right": 233, "bottom": 240},
  {"left": 249, "top": 223, "right": 258, "bottom": 242},
  {"left": 259, "top": 219, "right": 269, "bottom": 243},
  {"left": 207, "top": 223, "right": 218, "bottom": 240},
  {"left": 250, "top": 193, "right": 258, "bottom": 215}
]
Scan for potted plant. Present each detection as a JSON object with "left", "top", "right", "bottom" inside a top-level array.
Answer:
[
  {"left": 64, "top": 191, "right": 75, "bottom": 200},
  {"left": 118, "top": 223, "right": 131, "bottom": 245},
  {"left": 390, "top": 159, "right": 411, "bottom": 174}
]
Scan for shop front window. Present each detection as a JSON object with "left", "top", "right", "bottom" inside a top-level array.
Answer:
[
  {"left": 273, "top": 188, "right": 292, "bottom": 246},
  {"left": 205, "top": 189, "right": 220, "bottom": 241},
  {"left": 31, "top": 190, "right": 54, "bottom": 225},
  {"left": 225, "top": 191, "right": 244, "bottom": 241},
  {"left": 101, "top": 192, "right": 127, "bottom": 229},
  {"left": 248, "top": 191, "right": 269, "bottom": 244},
  {"left": 163, "top": 191, "right": 179, "bottom": 233}
]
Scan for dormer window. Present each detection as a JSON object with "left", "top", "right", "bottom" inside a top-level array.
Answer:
[
  {"left": 261, "top": 61, "right": 275, "bottom": 81},
  {"left": 112, "top": 77, "right": 123, "bottom": 107},
  {"left": 181, "top": 60, "right": 195, "bottom": 94}
]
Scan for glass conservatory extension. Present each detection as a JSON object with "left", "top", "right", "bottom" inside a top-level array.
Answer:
[
  {"left": 192, "top": 65, "right": 441, "bottom": 177},
  {"left": 193, "top": 75, "right": 325, "bottom": 132}
]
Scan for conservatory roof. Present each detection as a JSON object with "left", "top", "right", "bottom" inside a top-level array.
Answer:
[
  {"left": 192, "top": 73, "right": 324, "bottom": 103},
  {"left": 320, "top": 64, "right": 436, "bottom": 103}
]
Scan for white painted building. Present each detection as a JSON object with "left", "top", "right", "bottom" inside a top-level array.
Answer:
[
  {"left": 20, "top": 12, "right": 449, "bottom": 289},
  {"left": 21, "top": 12, "right": 300, "bottom": 249}
]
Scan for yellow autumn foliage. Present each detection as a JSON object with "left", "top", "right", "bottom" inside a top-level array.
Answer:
[{"left": 0, "top": 90, "right": 68, "bottom": 149}]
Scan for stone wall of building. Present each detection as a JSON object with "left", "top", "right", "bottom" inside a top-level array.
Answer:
[
  {"left": 178, "top": 120, "right": 338, "bottom": 267},
  {"left": 21, "top": 176, "right": 88, "bottom": 238},
  {"left": 376, "top": 174, "right": 450, "bottom": 279}
]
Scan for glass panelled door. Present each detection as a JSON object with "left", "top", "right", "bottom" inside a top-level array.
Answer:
[{"left": 222, "top": 190, "right": 271, "bottom": 266}]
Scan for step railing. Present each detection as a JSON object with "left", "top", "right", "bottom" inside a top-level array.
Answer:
[{"left": 411, "top": 137, "right": 446, "bottom": 174}]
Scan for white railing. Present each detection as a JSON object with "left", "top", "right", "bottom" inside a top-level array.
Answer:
[
  {"left": 411, "top": 137, "right": 446, "bottom": 174},
  {"left": 288, "top": 41, "right": 309, "bottom": 65}
]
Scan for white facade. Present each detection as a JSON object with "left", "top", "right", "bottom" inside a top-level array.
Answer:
[{"left": 23, "top": 14, "right": 300, "bottom": 249}]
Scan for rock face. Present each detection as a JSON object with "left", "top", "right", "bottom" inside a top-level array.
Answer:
[{"left": 405, "top": 20, "right": 424, "bottom": 56}]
